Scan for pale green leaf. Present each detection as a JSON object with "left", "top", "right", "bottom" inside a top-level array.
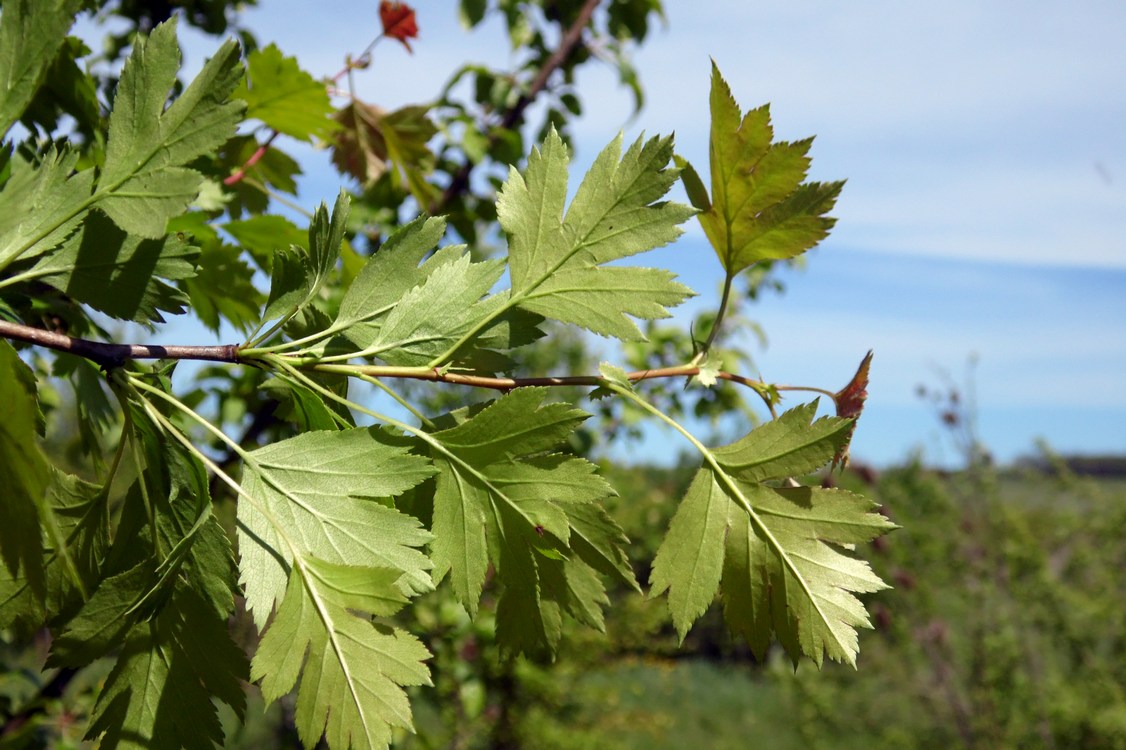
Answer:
[
  {"left": 497, "top": 128, "right": 695, "bottom": 339},
  {"left": 251, "top": 558, "right": 431, "bottom": 750},
  {"left": 649, "top": 469, "right": 732, "bottom": 640},
  {"left": 237, "top": 426, "right": 436, "bottom": 629},
  {"left": 427, "top": 389, "right": 627, "bottom": 654},
  {"left": 236, "top": 43, "right": 335, "bottom": 141},
  {"left": 650, "top": 408, "right": 895, "bottom": 665}
]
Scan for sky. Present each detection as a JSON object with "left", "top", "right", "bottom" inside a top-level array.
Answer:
[{"left": 124, "top": 1, "right": 1126, "bottom": 467}]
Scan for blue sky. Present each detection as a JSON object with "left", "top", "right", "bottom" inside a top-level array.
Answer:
[{"left": 148, "top": 2, "right": 1126, "bottom": 466}]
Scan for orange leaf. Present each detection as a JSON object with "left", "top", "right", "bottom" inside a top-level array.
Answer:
[{"left": 380, "top": 1, "right": 419, "bottom": 53}]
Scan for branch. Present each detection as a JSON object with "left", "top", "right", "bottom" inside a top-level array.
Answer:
[
  {"left": 0, "top": 320, "right": 842, "bottom": 407},
  {"left": 429, "top": 0, "right": 602, "bottom": 215},
  {"left": 0, "top": 320, "right": 239, "bottom": 368}
]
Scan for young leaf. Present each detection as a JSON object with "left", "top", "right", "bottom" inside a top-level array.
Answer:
[
  {"left": 696, "top": 61, "right": 843, "bottom": 274},
  {"left": 0, "top": 0, "right": 83, "bottom": 137},
  {"left": 236, "top": 426, "right": 437, "bottom": 630},
  {"left": 98, "top": 17, "right": 244, "bottom": 238},
  {"left": 262, "top": 191, "right": 349, "bottom": 324},
  {"left": 332, "top": 216, "right": 542, "bottom": 370},
  {"left": 236, "top": 43, "right": 336, "bottom": 141},
  {"left": 497, "top": 129, "right": 695, "bottom": 340},
  {"left": 650, "top": 402, "right": 895, "bottom": 666}
]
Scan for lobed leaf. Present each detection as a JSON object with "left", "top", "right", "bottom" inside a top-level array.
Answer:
[
  {"left": 497, "top": 128, "right": 695, "bottom": 340},
  {"left": 98, "top": 17, "right": 244, "bottom": 238},
  {"left": 650, "top": 403, "right": 895, "bottom": 666},
  {"left": 696, "top": 61, "right": 843, "bottom": 274},
  {"left": 236, "top": 426, "right": 437, "bottom": 630},
  {"left": 236, "top": 43, "right": 336, "bottom": 141},
  {"left": 0, "top": 0, "right": 83, "bottom": 137},
  {"left": 252, "top": 558, "right": 431, "bottom": 750},
  {"left": 262, "top": 191, "right": 349, "bottom": 324},
  {"left": 426, "top": 388, "right": 634, "bottom": 655}
]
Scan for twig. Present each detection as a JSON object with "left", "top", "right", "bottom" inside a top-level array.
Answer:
[
  {"left": 0, "top": 320, "right": 240, "bottom": 368},
  {"left": 429, "top": 0, "right": 602, "bottom": 215},
  {"left": 224, "top": 130, "right": 281, "bottom": 186}
]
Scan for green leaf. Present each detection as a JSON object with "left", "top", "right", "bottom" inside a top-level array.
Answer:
[
  {"left": 496, "top": 128, "right": 695, "bottom": 340},
  {"left": 178, "top": 223, "right": 262, "bottom": 332},
  {"left": 333, "top": 216, "right": 542, "bottom": 370},
  {"left": 0, "top": 147, "right": 94, "bottom": 270},
  {"left": 649, "top": 404, "right": 895, "bottom": 666},
  {"left": 98, "top": 17, "right": 244, "bottom": 238},
  {"left": 0, "top": 339, "right": 49, "bottom": 598},
  {"left": 697, "top": 62, "right": 843, "bottom": 273},
  {"left": 427, "top": 388, "right": 627, "bottom": 655},
  {"left": 30, "top": 211, "right": 199, "bottom": 323},
  {"left": 711, "top": 400, "right": 854, "bottom": 482},
  {"left": 223, "top": 213, "right": 307, "bottom": 270},
  {"left": 262, "top": 191, "right": 349, "bottom": 324},
  {"left": 0, "top": 0, "right": 83, "bottom": 137},
  {"left": 0, "top": 469, "right": 108, "bottom": 632},
  {"left": 237, "top": 426, "right": 437, "bottom": 630},
  {"left": 649, "top": 469, "right": 731, "bottom": 640},
  {"left": 236, "top": 43, "right": 336, "bottom": 141},
  {"left": 85, "top": 588, "right": 248, "bottom": 750},
  {"left": 251, "top": 557, "right": 431, "bottom": 750}
]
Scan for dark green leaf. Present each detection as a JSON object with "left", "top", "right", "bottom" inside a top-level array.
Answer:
[{"left": 0, "top": 0, "right": 82, "bottom": 136}]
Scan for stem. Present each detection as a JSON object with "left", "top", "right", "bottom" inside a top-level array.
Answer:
[
  {"left": 695, "top": 271, "right": 735, "bottom": 363},
  {"left": 224, "top": 130, "right": 281, "bottom": 186},
  {"left": 128, "top": 376, "right": 252, "bottom": 462},
  {"left": 240, "top": 176, "right": 315, "bottom": 219}
]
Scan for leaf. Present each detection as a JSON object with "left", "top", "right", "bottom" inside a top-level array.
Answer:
[
  {"left": 236, "top": 426, "right": 437, "bottom": 630},
  {"left": 223, "top": 213, "right": 308, "bottom": 270},
  {"left": 379, "top": 1, "right": 420, "bottom": 53},
  {"left": 710, "top": 400, "right": 854, "bottom": 482},
  {"left": 331, "top": 101, "right": 437, "bottom": 202},
  {"left": 85, "top": 588, "right": 249, "bottom": 750},
  {"left": 0, "top": 339, "right": 48, "bottom": 598},
  {"left": 98, "top": 17, "right": 244, "bottom": 238},
  {"left": 0, "top": 469, "right": 109, "bottom": 632},
  {"left": 0, "top": 0, "right": 83, "bottom": 137},
  {"left": 262, "top": 191, "right": 349, "bottom": 324},
  {"left": 178, "top": 224, "right": 262, "bottom": 333},
  {"left": 0, "top": 147, "right": 94, "bottom": 270},
  {"left": 236, "top": 43, "right": 336, "bottom": 142},
  {"left": 649, "top": 403, "right": 895, "bottom": 666},
  {"left": 251, "top": 557, "right": 431, "bottom": 750},
  {"left": 427, "top": 388, "right": 627, "bottom": 655},
  {"left": 30, "top": 211, "right": 199, "bottom": 324},
  {"left": 496, "top": 129, "right": 695, "bottom": 340},
  {"left": 333, "top": 216, "right": 542, "bottom": 370},
  {"left": 696, "top": 62, "right": 844, "bottom": 274}
]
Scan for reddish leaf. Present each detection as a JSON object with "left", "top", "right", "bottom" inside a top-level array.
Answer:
[
  {"left": 832, "top": 349, "right": 873, "bottom": 469},
  {"left": 380, "top": 1, "right": 419, "bottom": 53}
]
